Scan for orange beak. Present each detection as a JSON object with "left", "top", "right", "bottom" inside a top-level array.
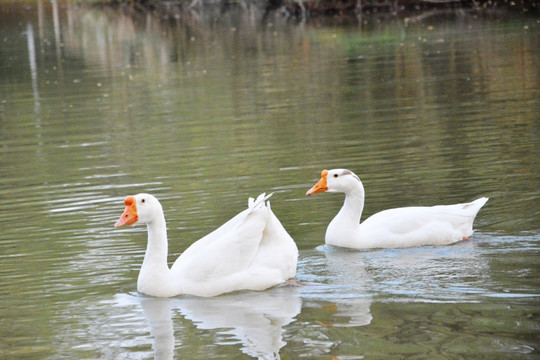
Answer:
[
  {"left": 115, "top": 196, "right": 138, "bottom": 228},
  {"left": 306, "top": 170, "right": 329, "bottom": 196}
]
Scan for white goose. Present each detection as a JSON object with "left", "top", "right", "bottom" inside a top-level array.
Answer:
[
  {"left": 115, "top": 193, "right": 298, "bottom": 297},
  {"left": 306, "top": 169, "right": 488, "bottom": 249}
]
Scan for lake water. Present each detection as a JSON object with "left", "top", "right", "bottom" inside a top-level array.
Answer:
[{"left": 0, "top": 1, "right": 539, "bottom": 359}]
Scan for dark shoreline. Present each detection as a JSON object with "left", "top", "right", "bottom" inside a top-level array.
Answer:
[{"left": 101, "top": 0, "right": 537, "bottom": 20}]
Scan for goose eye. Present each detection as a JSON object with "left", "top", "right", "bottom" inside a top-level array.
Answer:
[
  {"left": 141, "top": 198, "right": 145, "bottom": 203},
  {"left": 334, "top": 174, "right": 338, "bottom": 178}
]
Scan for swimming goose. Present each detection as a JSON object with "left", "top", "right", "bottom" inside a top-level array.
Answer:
[
  {"left": 306, "top": 169, "right": 488, "bottom": 249},
  {"left": 115, "top": 193, "right": 298, "bottom": 297}
]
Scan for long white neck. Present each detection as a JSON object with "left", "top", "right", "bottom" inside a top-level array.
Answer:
[
  {"left": 138, "top": 213, "right": 171, "bottom": 295},
  {"left": 143, "top": 215, "right": 170, "bottom": 270},
  {"left": 336, "top": 181, "right": 365, "bottom": 224},
  {"left": 340, "top": 190, "right": 365, "bottom": 224},
  {"left": 326, "top": 181, "right": 365, "bottom": 247}
]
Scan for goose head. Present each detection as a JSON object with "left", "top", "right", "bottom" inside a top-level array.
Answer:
[
  {"left": 306, "top": 169, "right": 362, "bottom": 196},
  {"left": 115, "top": 193, "right": 163, "bottom": 228}
]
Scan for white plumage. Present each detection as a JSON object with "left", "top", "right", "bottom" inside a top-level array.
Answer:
[
  {"left": 306, "top": 169, "right": 488, "bottom": 249},
  {"left": 115, "top": 193, "right": 298, "bottom": 297}
]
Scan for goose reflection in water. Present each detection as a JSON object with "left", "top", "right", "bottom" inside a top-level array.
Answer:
[
  {"left": 113, "top": 242, "right": 489, "bottom": 359},
  {"left": 322, "top": 249, "right": 373, "bottom": 327},
  {"left": 140, "top": 298, "right": 175, "bottom": 360},
  {"left": 299, "top": 247, "right": 374, "bottom": 328},
  {"left": 138, "top": 286, "right": 301, "bottom": 360},
  {"left": 123, "top": 262, "right": 374, "bottom": 360}
]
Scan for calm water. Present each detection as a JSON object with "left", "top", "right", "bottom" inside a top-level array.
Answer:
[{"left": 1, "top": 1, "right": 539, "bottom": 359}]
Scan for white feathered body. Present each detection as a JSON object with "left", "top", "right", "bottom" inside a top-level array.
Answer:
[
  {"left": 306, "top": 168, "right": 488, "bottom": 249},
  {"left": 127, "top": 193, "right": 297, "bottom": 297},
  {"left": 326, "top": 197, "right": 489, "bottom": 249}
]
